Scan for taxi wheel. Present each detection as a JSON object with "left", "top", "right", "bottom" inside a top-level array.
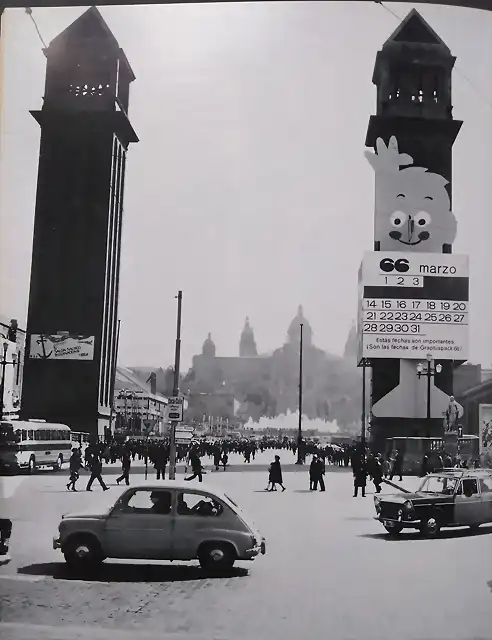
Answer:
[
  {"left": 383, "top": 523, "right": 403, "bottom": 536},
  {"left": 63, "top": 535, "right": 103, "bottom": 570},
  {"left": 54, "top": 455, "right": 63, "bottom": 471},
  {"left": 420, "top": 514, "right": 441, "bottom": 539},
  {"left": 198, "top": 542, "right": 235, "bottom": 571},
  {"left": 27, "top": 457, "right": 36, "bottom": 475}
]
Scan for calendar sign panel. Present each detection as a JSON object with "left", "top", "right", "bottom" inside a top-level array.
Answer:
[{"left": 358, "top": 252, "right": 469, "bottom": 360}]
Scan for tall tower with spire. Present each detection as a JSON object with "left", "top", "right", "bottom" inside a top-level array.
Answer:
[
  {"left": 239, "top": 317, "right": 258, "bottom": 357},
  {"left": 364, "top": 9, "right": 462, "bottom": 449},
  {"left": 20, "top": 8, "right": 138, "bottom": 438}
]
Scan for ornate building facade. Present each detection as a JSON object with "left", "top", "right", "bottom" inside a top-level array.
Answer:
[{"left": 186, "top": 307, "right": 361, "bottom": 427}]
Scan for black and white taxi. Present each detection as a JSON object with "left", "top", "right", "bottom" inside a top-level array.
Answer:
[{"left": 374, "top": 469, "right": 492, "bottom": 538}]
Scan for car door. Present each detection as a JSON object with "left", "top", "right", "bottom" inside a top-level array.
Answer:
[
  {"left": 104, "top": 489, "right": 175, "bottom": 559},
  {"left": 478, "top": 474, "right": 492, "bottom": 523},
  {"left": 172, "top": 491, "right": 225, "bottom": 560},
  {"left": 454, "top": 479, "right": 483, "bottom": 525}
]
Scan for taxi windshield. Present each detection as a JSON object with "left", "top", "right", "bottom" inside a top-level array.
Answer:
[{"left": 418, "top": 476, "right": 458, "bottom": 495}]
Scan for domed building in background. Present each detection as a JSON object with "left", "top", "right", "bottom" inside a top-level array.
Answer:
[{"left": 184, "top": 307, "right": 361, "bottom": 428}]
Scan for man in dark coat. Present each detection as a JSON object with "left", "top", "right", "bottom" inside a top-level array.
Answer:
[
  {"left": 352, "top": 454, "right": 367, "bottom": 498},
  {"left": 116, "top": 448, "right": 132, "bottom": 486},
  {"left": 268, "top": 455, "right": 286, "bottom": 492},
  {"left": 312, "top": 455, "right": 326, "bottom": 492},
  {"left": 86, "top": 448, "right": 109, "bottom": 492}
]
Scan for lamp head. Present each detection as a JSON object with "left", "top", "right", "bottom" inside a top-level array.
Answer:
[
  {"left": 416, "top": 363, "right": 423, "bottom": 374},
  {"left": 426, "top": 353, "right": 433, "bottom": 362},
  {"left": 436, "top": 364, "right": 442, "bottom": 373}
]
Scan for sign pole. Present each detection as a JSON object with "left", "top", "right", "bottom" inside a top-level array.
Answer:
[
  {"left": 296, "top": 323, "right": 304, "bottom": 464},
  {"left": 169, "top": 291, "right": 182, "bottom": 481}
]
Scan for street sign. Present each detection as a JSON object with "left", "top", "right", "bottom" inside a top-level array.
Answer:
[
  {"left": 358, "top": 251, "right": 469, "bottom": 360},
  {"left": 167, "top": 397, "right": 183, "bottom": 422}
]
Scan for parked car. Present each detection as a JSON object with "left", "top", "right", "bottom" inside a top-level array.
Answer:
[
  {"left": 0, "top": 518, "right": 12, "bottom": 566},
  {"left": 54, "top": 481, "right": 266, "bottom": 570},
  {"left": 374, "top": 468, "right": 492, "bottom": 538}
]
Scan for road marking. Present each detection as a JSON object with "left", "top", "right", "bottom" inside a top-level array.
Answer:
[
  {"left": 0, "top": 623, "right": 227, "bottom": 640},
  {"left": 0, "top": 477, "right": 28, "bottom": 499}
]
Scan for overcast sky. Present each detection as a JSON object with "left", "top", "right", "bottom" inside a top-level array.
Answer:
[{"left": 0, "top": 1, "right": 491, "bottom": 371}]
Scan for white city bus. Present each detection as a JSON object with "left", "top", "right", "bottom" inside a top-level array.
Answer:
[{"left": 5, "top": 419, "right": 73, "bottom": 473}]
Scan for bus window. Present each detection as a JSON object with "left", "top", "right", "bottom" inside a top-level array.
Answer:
[
  {"left": 21, "top": 430, "right": 27, "bottom": 441},
  {"left": 34, "top": 430, "right": 41, "bottom": 441},
  {"left": 28, "top": 430, "right": 34, "bottom": 441}
]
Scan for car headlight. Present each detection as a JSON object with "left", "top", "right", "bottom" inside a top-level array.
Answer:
[{"left": 404, "top": 500, "right": 414, "bottom": 511}]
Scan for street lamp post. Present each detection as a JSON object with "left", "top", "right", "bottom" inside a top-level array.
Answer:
[
  {"left": 416, "top": 354, "right": 442, "bottom": 422},
  {"left": 0, "top": 342, "right": 17, "bottom": 421},
  {"left": 169, "top": 290, "right": 183, "bottom": 481},
  {"left": 296, "top": 323, "right": 304, "bottom": 465},
  {"left": 361, "top": 358, "right": 368, "bottom": 449}
]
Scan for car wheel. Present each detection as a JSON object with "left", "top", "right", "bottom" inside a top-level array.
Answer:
[
  {"left": 198, "top": 542, "right": 235, "bottom": 571},
  {"left": 383, "top": 523, "right": 403, "bottom": 536},
  {"left": 63, "top": 535, "right": 103, "bottom": 570},
  {"left": 28, "top": 457, "right": 36, "bottom": 475},
  {"left": 55, "top": 454, "right": 63, "bottom": 471},
  {"left": 420, "top": 513, "right": 441, "bottom": 538}
]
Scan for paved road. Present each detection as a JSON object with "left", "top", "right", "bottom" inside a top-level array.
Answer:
[{"left": 1, "top": 469, "right": 491, "bottom": 640}]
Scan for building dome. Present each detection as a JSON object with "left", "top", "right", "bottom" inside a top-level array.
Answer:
[
  {"left": 202, "top": 333, "right": 216, "bottom": 358},
  {"left": 287, "top": 305, "right": 312, "bottom": 346},
  {"left": 240, "top": 317, "right": 258, "bottom": 357}
]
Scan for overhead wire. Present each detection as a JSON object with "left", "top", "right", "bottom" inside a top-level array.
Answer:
[{"left": 375, "top": 0, "right": 492, "bottom": 111}]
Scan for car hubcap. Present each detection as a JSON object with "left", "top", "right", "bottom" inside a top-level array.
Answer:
[
  {"left": 210, "top": 549, "right": 224, "bottom": 562},
  {"left": 75, "top": 545, "right": 91, "bottom": 559}
]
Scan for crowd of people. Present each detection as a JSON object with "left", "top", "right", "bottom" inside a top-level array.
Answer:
[{"left": 64, "top": 434, "right": 483, "bottom": 495}]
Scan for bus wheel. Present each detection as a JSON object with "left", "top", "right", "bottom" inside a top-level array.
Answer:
[
  {"left": 28, "top": 457, "right": 36, "bottom": 475},
  {"left": 55, "top": 454, "right": 63, "bottom": 471}
]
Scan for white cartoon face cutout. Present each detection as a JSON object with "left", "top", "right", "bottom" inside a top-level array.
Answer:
[{"left": 365, "top": 137, "right": 457, "bottom": 252}]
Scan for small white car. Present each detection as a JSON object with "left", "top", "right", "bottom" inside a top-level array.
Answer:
[{"left": 54, "top": 481, "right": 265, "bottom": 571}]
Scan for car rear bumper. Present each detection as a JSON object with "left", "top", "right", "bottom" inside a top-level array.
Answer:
[{"left": 243, "top": 539, "right": 266, "bottom": 559}]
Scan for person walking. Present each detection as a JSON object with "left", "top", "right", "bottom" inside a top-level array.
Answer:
[
  {"left": 67, "top": 448, "right": 83, "bottom": 491},
  {"left": 369, "top": 453, "right": 383, "bottom": 494},
  {"left": 352, "top": 454, "right": 367, "bottom": 498},
  {"left": 185, "top": 451, "right": 204, "bottom": 482},
  {"left": 313, "top": 455, "right": 326, "bottom": 492},
  {"left": 221, "top": 451, "right": 229, "bottom": 471},
  {"left": 390, "top": 449, "right": 404, "bottom": 482},
  {"left": 154, "top": 445, "right": 168, "bottom": 481},
  {"left": 86, "top": 448, "right": 109, "bottom": 492},
  {"left": 268, "top": 455, "right": 286, "bottom": 492},
  {"left": 309, "top": 455, "right": 318, "bottom": 490},
  {"left": 116, "top": 448, "right": 132, "bottom": 486}
]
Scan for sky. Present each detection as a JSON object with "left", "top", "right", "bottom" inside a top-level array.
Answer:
[{"left": 0, "top": 1, "right": 491, "bottom": 372}]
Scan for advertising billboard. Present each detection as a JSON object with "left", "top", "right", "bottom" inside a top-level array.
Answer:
[
  {"left": 357, "top": 251, "right": 469, "bottom": 360},
  {"left": 29, "top": 334, "right": 95, "bottom": 360}
]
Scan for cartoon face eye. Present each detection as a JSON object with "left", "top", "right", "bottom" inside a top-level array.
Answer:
[
  {"left": 415, "top": 211, "right": 431, "bottom": 228},
  {"left": 390, "top": 211, "right": 407, "bottom": 228}
]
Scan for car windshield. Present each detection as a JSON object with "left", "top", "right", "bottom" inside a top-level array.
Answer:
[{"left": 418, "top": 476, "right": 458, "bottom": 495}]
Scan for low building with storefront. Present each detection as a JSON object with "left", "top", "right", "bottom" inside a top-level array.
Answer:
[{"left": 114, "top": 367, "right": 168, "bottom": 436}]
